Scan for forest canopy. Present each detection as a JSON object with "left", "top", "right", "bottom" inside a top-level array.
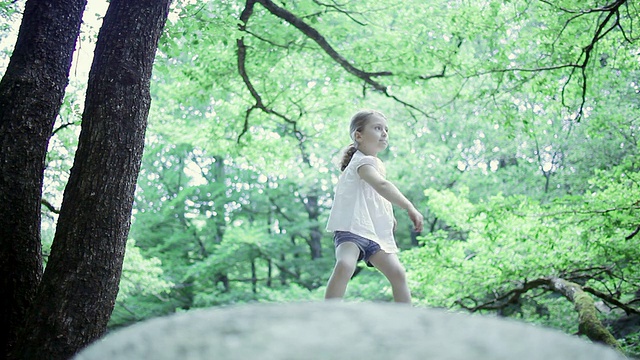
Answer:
[{"left": 1, "top": 0, "right": 638, "bottom": 358}]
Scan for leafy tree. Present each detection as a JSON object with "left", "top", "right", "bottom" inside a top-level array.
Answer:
[
  {"left": 1, "top": 0, "right": 171, "bottom": 358},
  {"left": 3, "top": 0, "right": 638, "bottom": 357},
  {"left": 109, "top": 239, "right": 174, "bottom": 329},
  {"left": 139, "top": 0, "right": 639, "bottom": 355},
  {"left": 0, "top": 0, "right": 87, "bottom": 355}
]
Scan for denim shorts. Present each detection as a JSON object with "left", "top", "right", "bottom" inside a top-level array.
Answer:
[{"left": 333, "top": 231, "right": 381, "bottom": 267}]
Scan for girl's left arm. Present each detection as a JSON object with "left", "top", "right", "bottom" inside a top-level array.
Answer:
[{"left": 358, "top": 165, "right": 424, "bottom": 232}]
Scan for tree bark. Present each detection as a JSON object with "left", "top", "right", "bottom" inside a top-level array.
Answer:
[
  {"left": 458, "top": 276, "right": 622, "bottom": 351},
  {"left": 304, "top": 194, "right": 323, "bottom": 259},
  {"left": 10, "top": 0, "right": 171, "bottom": 359},
  {"left": 547, "top": 277, "right": 621, "bottom": 349},
  {"left": 0, "top": 0, "right": 87, "bottom": 356}
]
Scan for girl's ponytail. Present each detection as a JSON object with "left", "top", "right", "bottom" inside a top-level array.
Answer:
[{"left": 340, "top": 144, "right": 358, "bottom": 171}]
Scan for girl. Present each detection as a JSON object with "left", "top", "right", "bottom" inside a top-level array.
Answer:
[{"left": 325, "top": 109, "right": 424, "bottom": 303}]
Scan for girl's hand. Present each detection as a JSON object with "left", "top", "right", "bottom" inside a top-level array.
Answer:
[{"left": 407, "top": 207, "right": 424, "bottom": 233}]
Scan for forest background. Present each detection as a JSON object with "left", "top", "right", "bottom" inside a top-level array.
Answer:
[{"left": 1, "top": 0, "right": 639, "bottom": 358}]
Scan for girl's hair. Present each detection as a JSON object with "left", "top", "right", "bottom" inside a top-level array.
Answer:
[{"left": 340, "top": 109, "right": 386, "bottom": 171}]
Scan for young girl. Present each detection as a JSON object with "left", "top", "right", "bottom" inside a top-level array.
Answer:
[{"left": 325, "top": 109, "right": 424, "bottom": 303}]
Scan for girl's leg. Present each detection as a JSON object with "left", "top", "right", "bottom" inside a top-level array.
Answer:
[
  {"left": 368, "top": 251, "right": 411, "bottom": 304},
  {"left": 325, "top": 242, "right": 360, "bottom": 300}
]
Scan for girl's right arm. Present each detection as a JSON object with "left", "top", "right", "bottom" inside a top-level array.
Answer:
[{"left": 358, "top": 164, "right": 424, "bottom": 232}]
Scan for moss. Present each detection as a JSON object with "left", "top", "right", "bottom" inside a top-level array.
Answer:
[{"left": 573, "top": 287, "right": 621, "bottom": 350}]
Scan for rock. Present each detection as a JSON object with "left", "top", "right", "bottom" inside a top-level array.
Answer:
[{"left": 75, "top": 301, "right": 626, "bottom": 360}]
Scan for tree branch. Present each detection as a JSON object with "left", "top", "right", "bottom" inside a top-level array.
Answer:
[
  {"left": 625, "top": 225, "right": 640, "bottom": 240},
  {"left": 256, "top": 0, "right": 390, "bottom": 90},
  {"left": 51, "top": 121, "right": 78, "bottom": 136},
  {"left": 41, "top": 198, "right": 60, "bottom": 214},
  {"left": 583, "top": 286, "right": 640, "bottom": 316},
  {"left": 236, "top": 0, "right": 310, "bottom": 163},
  {"left": 311, "top": 0, "right": 367, "bottom": 26},
  {"left": 255, "top": 0, "right": 433, "bottom": 118},
  {"left": 538, "top": 0, "right": 627, "bottom": 14},
  {"left": 542, "top": 0, "right": 627, "bottom": 121},
  {"left": 457, "top": 276, "right": 624, "bottom": 349}
]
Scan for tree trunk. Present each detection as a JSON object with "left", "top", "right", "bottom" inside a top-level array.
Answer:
[
  {"left": 304, "top": 194, "right": 322, "bottom": 259},
  {"left": 11, "top": 1, "right": 171, "bottom": 359},
  {"left": 548, "top": 277, "right": 621, "bottom": 349},
  {"left": 0, "top": 0, "right": 86, "bottom": 356},
  {"left": 251, "top": 259, "right": 257, "bottom": 294}
]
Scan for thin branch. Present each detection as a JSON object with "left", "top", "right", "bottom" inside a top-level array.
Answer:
[
  {"left": 456, "top": 278, "right": 549, "bottom": 311},
  {"left": 626, "top": 225, "right": 640, "bottom": 240},
  {"left": 419, "top": 66, "right": 446, "bottom": 81},
  {"left": 538, "top": 0, "right": 627, "bottom": 14},
  {"left": 41, "top": 198, "right": 60, "bottom": 214},
  {"left": 514, "top": 203, "right": 640, "bottom": 218},
  {"left": 457, "top": 275, "right": 626, "bottom": 348},
  {"left": 268, "top": 196, "right": 294, "bottom": 222},
  {"left": 471, "top": 63, "right": 580, "bottom": 77},
  {"left": 479, "top": 0, "right": 630, "bottom": 122},
  {"left": 51, "top": 121, "right": 78, "bottom": 136},
  {"left": 311, "top": 0, "right": 367, "bottom": 26},
  {"left": 256, "top": 0, "right": 389, "bottom": 89},
  {"left": 255, "top": 0, "right": 433, "bottom": 118},
  {"left": 236, "top": 0, "right": 313, "bottom": 165},
  {"left": 583, "top": 286, "right": 640, "bottom": 315},
  {"left": 241, "top": 29, "right": 292, "bottom": 49}
]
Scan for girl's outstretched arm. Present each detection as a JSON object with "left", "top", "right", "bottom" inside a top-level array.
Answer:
[{"left": 358, "top": 165, "right": 424, "bottom": 232}]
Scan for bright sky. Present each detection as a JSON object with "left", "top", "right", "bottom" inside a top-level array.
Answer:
[
  {"left": 2, "top": 1, "right": 184, "bottom": 102},
  {"left": 1, "top": 1, "right": 108, "bottom": 84},
  {"left": 73, "top": 1, "right": 109, "bottom": 78}
]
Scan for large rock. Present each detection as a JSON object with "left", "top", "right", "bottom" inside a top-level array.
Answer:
[{"left": 75, "top": 301, "right": 626, "bottom": 360}]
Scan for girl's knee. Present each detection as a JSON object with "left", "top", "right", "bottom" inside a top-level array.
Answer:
[
  {"left": 386, "top": 265, "right": 407, "bottom": 283},
  {"left": 334, "top": 258, "right": 357, "bottom": 275}
]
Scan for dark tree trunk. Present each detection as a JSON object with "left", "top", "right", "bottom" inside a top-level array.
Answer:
[
  {"left": 11, "top": 1, "right": 171, "bottom": 359},
  {"left": 410, "top": 229, "right": 419, "bottom": 247},
  {"left": 0, "top": 0, "right": 86, "bottom": 356},
  {"left": 251, "top": 259, "right": 257, "bottom": 294},
  {"left": 304, "top": 194, "right": 322, "bottom": 259}
]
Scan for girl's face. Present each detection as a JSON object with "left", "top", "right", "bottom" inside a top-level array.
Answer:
[{"left": 355, "top": 114, "right": 389, "bottom": 156}]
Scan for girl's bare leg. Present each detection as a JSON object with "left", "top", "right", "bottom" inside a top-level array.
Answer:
[
  {"left": 325, "top": 242, "right": 360, "bottom": 300},
  {"left": 369, "top": 251, "right": 411, "bottom": 304}
]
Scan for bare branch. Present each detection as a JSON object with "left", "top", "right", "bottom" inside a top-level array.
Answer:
[
  {"left": 480, "top": 1, "right": 631, "bottom": 121},
  {"left": 510, "top": 199, "right": 640, "bottom": 219},
  {"left": 419, "top": 66, "right": 446, "bottom": 81},
  {"left": 241, "top": 29, "right": 292, "bottom": 49},
  {"left": 456, "top": 278, "right": 549, "bottom": 312},
  {"left": 538, "top": 0, "right": 627, "bottom": 14},
  {"left": 311, "top": 0, "right": 367, "bottom": 26},
  {"left": 41, "top": 198, "right": 60, "bottom": 214},
  {"left": 626, "top": 225, "right": 640, "bottom": 240},
  {"left": 268, "top": 196, "right": 294, "bottom": 222},
  {"left": 51, "top": 121, "right": 78, "bottom": 136},
  {"left": 583, "top": 286, "right": 640, "bottom": 316},
  {"left": 469, "top": 64, "right": 581, "bottom": 80}
]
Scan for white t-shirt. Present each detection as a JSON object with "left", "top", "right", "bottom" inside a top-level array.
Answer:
[{"left": 326, "top": 150, "right": 398, "bottom": 253}]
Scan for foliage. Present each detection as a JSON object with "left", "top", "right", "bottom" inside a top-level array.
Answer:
[
  {"left": 2, "top": 0, "right": 638, "bottom": 356},
  {"left": 109, "top": 239, "right": 174, "bottom": 329},
  {"left": 405, "top": 163, "right": 639, "bottom": 354},
  {"left": 0, "top": 1, "right": 21, "bottom": 66},
  {"left": 128, "top": 0, "right": 640, "bottom": 354}
]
